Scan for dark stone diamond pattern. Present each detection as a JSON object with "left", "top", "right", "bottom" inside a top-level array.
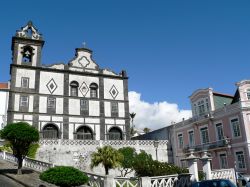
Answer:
[
  {"left": 80, "top": 82, "right": 89, "bottom": 97},
  {"left": 46, "top": 78, "right": 58, "bottom": 94},
  {"left": 109, "top": 85, "right": 119, "bottom": 99}
]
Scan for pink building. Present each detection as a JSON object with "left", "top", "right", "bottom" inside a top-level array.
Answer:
[{"left": 174, "top": 80, "right": 250, "bottom": 174}]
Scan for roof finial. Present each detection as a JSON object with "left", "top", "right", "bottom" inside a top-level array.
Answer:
[{"left": 82, "top": 42, "right": 87, "bottom": 48}]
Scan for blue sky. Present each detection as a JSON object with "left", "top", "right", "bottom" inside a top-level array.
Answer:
[{"left": 0, "top": 0, "right": 250, "bottom": 111}]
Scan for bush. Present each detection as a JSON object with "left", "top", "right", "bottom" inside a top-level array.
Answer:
[
  {"left": 0, "top": 143, "right": 12, "bottom": 153},
  {"left": 198, "top": 170, "right": 206, "bottom": 181},
  {"left": 133, "top": 150, "right": 188, "bottom": 177},
  {"left": 40, "top": 166, "right": 89, "bottom": 187}
]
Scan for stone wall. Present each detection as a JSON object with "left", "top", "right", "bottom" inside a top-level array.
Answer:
[{"left": 37, "top": 139, "right": 172, "bottom": 176}]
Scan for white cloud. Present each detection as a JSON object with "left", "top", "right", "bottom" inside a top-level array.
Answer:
[{"left": 128, "top": 91, "right": 192, "bottom": 130}]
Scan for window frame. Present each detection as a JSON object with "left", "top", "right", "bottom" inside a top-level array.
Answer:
[
  {"left": 80, "top": 99, "right": 89, "bottom": 115},
  {"left": 188, "top": 130, "right": 195, "bottom": 147},
  {"left": 235, "top": 150, "right": 246, "bottom": 170},
  {"left": 219, "top": 152, "right": 228, "bottom": 169},
  {"left": 200, "top": 126, "right": 209, "bottom": 144},
  {"left": 47, "top": 97, "right": 56, "bottom": 109},
  {"left": 215, "top": 122, "right": 224, "bottom": 141},
  {"left": 89, "top": 83, "right": 98, "bottom": 98},
  {"left": 20, "top": 96, "right": 29, "bottom": 107},
  {"left": 111, "top": 102, "right": 119, "bottom": 117},
  {"left": 230, "top": 117, "right": 241, "bottom": 138},
  {"left": 70, "top": 81, "right": 79, "bottom": 97},
  {"left": 21, "top": 77, "right": 29, "bottom": 88},
  {"left": 177, "top": 133, "right": 184, "bottom": 149}
]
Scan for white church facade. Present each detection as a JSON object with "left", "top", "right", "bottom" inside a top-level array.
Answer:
[{"left": 7, "top": 22, "right": 130, "bottom": 140}]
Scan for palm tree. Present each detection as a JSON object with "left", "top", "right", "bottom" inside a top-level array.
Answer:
[
  {"left": 130, "top": 112, "right": 136, "bottom": 136},
  {"left": 90, "top": 146, "right": 123, "bottom": 175}
]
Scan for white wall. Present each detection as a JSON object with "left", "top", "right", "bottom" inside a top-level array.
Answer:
[
  {"left": 0, "top": 91, "right": 8, "bottom": 129},
  {"left": 69, "top": 75, "right": 99, "bottom": 97},
  {"left": 39, "top": 71, "right": 64, "bottom": 95},
  {"left": 37, "top": 140, "right": 171, "bottom": 176},
  {"left": 16, "top": 69, "right": 36, "bottom": 89},
  {"left": 104, "top": 78, "right": 124, "bottom": 100}
]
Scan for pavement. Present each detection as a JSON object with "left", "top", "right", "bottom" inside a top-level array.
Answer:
[{"left": 0, "top": 160, "right": 56, "bottom": 187}]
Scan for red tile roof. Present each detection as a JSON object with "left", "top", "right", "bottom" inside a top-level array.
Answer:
[{"left": 0, "top": 83, "right": 8, "bottom": 89}]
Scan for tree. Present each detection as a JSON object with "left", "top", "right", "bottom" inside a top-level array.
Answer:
[
  {"left": 90, "top": 146, "right": 123, "bottom": 175},
  {"left": 130, "top": 112, "right": 136, "bottom": 136},
  {"left": 143, "top": 127, "right": 150, "bottom": 133},
  {"left": 118, "top": 147, "right": 137, "bottom": 177},
  {"left": 0, "top": 122, "right": 39, "bottom": 174}
]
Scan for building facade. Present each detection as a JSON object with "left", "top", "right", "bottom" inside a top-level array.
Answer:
[
  {"left": 0, "top": 83, "right": 9, "bottom": 130},
  {"left": 174, "top": 81, "right": 250, "bottom": 174},
  {"left": 134, "top": 80, "right": 250, "bottom": 174},
  {"left": 7, "top": 22, "right": 130, "bottom": 140}
]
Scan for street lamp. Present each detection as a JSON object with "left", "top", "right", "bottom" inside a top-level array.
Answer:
[{"left": 154, "top": 140, "right": 159, "bottom": 161}]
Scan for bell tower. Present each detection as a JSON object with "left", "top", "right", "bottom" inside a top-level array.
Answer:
[{"left": 11, "top": 21, "right": 44, "bottom": 67}]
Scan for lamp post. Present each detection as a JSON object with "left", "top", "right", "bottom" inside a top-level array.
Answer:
[{"left": 154, "top": 140, "right": 159, "bottom": 161}]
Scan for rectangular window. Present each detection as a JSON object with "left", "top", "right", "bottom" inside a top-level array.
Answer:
[
  {"left": 178, "top": 134, "right": 183, "bottom": 148},
  {"left": 236, "top": 151, "right": 246, "bottom": 169},
  {"left": 188, "top": 131, "right": 195, "bottom": 146},
  {"left": 80, "top": 99, "right": 88, "bottom": 111},
  {"left": 71, "top": 87, "right": 78, "bottom": 96},
  {"left": 90, "top": 89, "right": 97, "bottom": 98},
  {"left": 47, "top": 98, "right": 56, "bottom": 108},
  {"left": 198, "top": 100, "right": 205, "bottom": 116},
  {"left": 216, "top": 123, "right": 224, "bottom": 140},
  {"left": 20, "top": 96, "right": 28, "bottom": 107},
  {"left": 219, "top": 153, "right": 228, "bottom": 169},
  {"left": 200, "top": 127, "right": 209, "bottom": 144},
  {"left": 21, "top": 77, "right": 29, "bottom": 88},
  {"left": 111, "top": 102, "right": 118, "bottom": 114},
  {"left": 231, "top": 118, "right": 241, "bottom": 137}
]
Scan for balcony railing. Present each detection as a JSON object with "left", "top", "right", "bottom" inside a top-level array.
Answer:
[{"left": 183, "top": 138, "right": 230, "bottom": 153}]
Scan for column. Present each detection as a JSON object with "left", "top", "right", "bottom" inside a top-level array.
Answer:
[{"left": 201, "top": 151, "right": 212, "bottom": 180}]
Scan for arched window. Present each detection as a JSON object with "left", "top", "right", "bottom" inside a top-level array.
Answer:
[
  {"left": 76, "top": 126, "right": 93, "bottom": 140},
  {"left": 70, "top": 81, "right": 79, "bottom": 96},
  {"left": 42, "top": 123, "right": 59, "bottom": 139},
  {"left": 22, "top": 46, "right": 33, "bottom": 63},
  {"left": 108, "top": 127, "right": 122, "bottom": 140},
  {"left": 90, "top": 83, "right": 98, "bottom": 98}
]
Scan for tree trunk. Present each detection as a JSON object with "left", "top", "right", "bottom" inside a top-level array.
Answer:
[
  {"left": 17, "top": 157, "right": 23, "bottom": 175},
  {"left": 105, "top": 166, "right": 109, "bottom": 175}
]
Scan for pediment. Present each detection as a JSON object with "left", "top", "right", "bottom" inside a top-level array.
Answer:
[{"left": 68, "top": 48, "right": 99, "bottom": 70}]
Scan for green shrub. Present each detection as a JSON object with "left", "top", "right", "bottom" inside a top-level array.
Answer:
[
  {"left": 0, "top": 143, "right": 13, "bottom": 153},
  {"left": 40, "top": 166, "right": 88, "bottom": 187},
  {"left": 198, "top": 170, "right": 206, "bottom": 181},
  {"left": 133, "top": 150, "right": 188, "bottom": 177},
  {"left": 27, "top": 143, "right": 39, "bottom": 158}
]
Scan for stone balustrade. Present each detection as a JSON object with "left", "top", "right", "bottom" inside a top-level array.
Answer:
[
  {"left": 0, "top": 151, "right": 53, "bottom": 172},
  {"left": 39, "top": 139, "right": 169, "bottom": 146},
  {"left": 211, "top": 168, "right": 236, "bottom": 184}
]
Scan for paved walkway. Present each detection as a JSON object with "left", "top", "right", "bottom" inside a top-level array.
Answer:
[
  {"left": 0, "top": 160, "right": 56, "bottom": 187},
  {"left": 0, "top": 174, "right": 25, "bottom": 187}
]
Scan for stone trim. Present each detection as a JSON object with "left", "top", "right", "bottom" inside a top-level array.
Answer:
[
  {"left": 99, "top": 76, "right": 105, "bottom": 140},
  {"left": 11, "top": 64, "right": 128, "bottom": 80},
  {"left": 8, "top": 110, "right": 129, "bottom": 120},
  {"left": 123, "top": 79, "right": 130, "bottom": 139},
  {"left": 9, "top": 90, "right": 129, "bottom": 102}
]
